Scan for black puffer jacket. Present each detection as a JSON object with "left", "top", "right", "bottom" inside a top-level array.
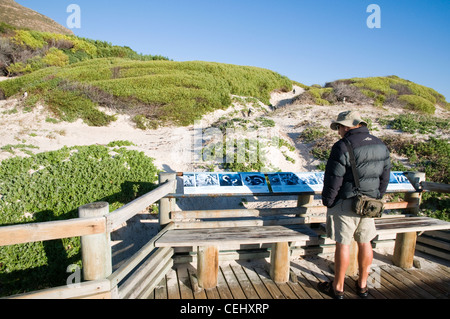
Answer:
[{"left": 322, "top": 126, "right": 391, "bottom": 208}]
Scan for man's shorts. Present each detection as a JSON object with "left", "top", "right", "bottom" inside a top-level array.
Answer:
[{"left": 326, "top": 198, "right": 377, "bottom": 245}]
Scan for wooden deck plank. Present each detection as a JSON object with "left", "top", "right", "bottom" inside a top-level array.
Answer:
[
  {"left": 186, "top": 267, "right": 208, "bottom": 299},
  {"left": 221, "top": 264, "right": 247, "bottom": 299},
  {"left": 154, "top": 277, "right": 167, "bottom": 299},
  {"left": 379, "top": 266, "right": 412, "bottom": 299},
  {"left": 276, "top": 282, "right": 298, "bottom": 299},
  {"left": 230, "top": 264, "right": 260, "bottom": 299},
  {"left": 241, "top": 265, "right": 274, "bottom": 299},
  {"left": 177, "top": 267, "right": 194, "bottom": 299},
  {"left": 216, "top": 267, "right": 234, "bottom": 299},
  {"left": 253, "top": 265, "right": 286, "bottom": 299},
  {"left": 286, "top": 280, "right": 312, "bottom": 299},
  {"left": 292, "top": 263, "right": 331, "bottom": 299},
  {"left": 152, "top": 253, "right": 449, "bottom": 299},
  {"left": 288, "top": 264, "right": 326, "bottom": 299},
  {"left": 403, "top": 268, "right": 449, "bottom": 298},
  {"left": 166, "top": 269, "right": 181, "bottom": 299},
  {"left": 422, "top": 267, "right": 450, "bottom": 292},
  {"left": 395, "top": 268, "right": 445, "bottom": 299},
  {"left": 314, "top": 261, "right": 358, "bottom": 299},
  {"left": 380, "top": 266, "right": 424, "bottom": 299},
  {"left": 388, "top": 268, "right": 435, "bottom": 299}
]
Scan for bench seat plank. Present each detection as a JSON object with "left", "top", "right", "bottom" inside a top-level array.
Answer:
[
  {"left": 155, "top": 225, "right": 316, "bottom": 247},
  {"left": 375, "top": 217, "right": 450, "bottom": 235}
]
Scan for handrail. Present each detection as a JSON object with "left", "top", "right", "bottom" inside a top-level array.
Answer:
[
  {"left": 1, "top": 179, "right": 176, "bottom": 299},
  {"left": 0, "top": 216, "right": 105, "bottom": 247},
  {"left": 421, "top": 181, "right": 450, "bottom": 193},
  {"left": 0, "top": 180, "right": 176, "bottom": 248},
  {"left": 106, "top": 179, "right": 176, "bottom": 231}
]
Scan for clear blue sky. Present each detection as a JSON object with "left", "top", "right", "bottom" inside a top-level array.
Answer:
[{"left": 16, "top": 0, "right": 450, "bottom": 101}]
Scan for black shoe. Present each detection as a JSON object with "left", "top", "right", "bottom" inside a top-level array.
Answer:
[
  {"left": 318, "top": 281, "right": 344, "bottom": 300},
  {"left": 355, "top": 281, "right": 369, "bottom": 298}
]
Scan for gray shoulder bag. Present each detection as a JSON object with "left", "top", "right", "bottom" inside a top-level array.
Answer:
[{"left": 343, "top": 138, "right": 384, "bottom": 218}]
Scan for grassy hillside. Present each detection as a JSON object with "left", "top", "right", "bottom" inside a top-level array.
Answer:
[
  {"left": 0, "top": 25, "right": 169, "bottom": 77},
  {"left": 0, "top": 56, "right": 293, "bottom": 128},
  {"left": 296, "top": 75, "right": 450, "bottom": 114},
  {"left": 0, "top": 0, "right": 73, "bottom": 35}
]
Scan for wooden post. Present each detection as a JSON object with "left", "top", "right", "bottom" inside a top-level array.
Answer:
[
  {"left": 346, "top": 240, "right": 359, "bottom": 276},
  {"left": 404, "top": 172, "right": 426, "bottom": 216},
  {"left": 159, "top": 172, "right": 177, "bottom": 229},
  {"left": 78, "top": 202, "right": 112, "bottom": 281},
  {"left": 270, "top": 242, "right": 290, "bottom": 283},
  {"left": 297, "top": 194, "right": 314, "bottom": 208},
  {"left": 393, "top": 232, "right": 417, "bottom": 268},
  {"left": 197, "top": 246, "right": 219, "bottom": 289}
]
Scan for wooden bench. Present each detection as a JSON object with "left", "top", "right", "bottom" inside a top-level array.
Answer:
[
  {"left": 375, "top": 216, "right": 450, "bottom": 268},
  {"left": 155, "top": 224, "right": 317, "bottom": 288},
  {"left": 156, "top": 171, "right": 450, "bottom": 288}
]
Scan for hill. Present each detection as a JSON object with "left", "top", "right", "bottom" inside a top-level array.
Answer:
[
  {"left": 0, "top": 56, "right": 293, "bottom": 128},
  {"left": 0, "top": 26, "right": 169, "bottom": 77},
  {"left": 0, "top": 0, "right": 73, "bottom": 35},
  {"left": 294, "top": 76, "right": 450, "bottom": 113}
]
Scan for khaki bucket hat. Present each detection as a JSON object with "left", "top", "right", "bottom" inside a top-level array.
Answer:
[{"left": 330, "top": 110, "right": 368, "bottom": 130}]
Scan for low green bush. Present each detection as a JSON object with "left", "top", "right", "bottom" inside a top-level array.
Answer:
[
  {"left": 0, "top": 143, "right": 159, "bottom": 296},
  {"left": 398, "top": 95, "right": 436, "bottom": 114}
]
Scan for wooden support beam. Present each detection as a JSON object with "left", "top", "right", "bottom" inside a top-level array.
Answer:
[
  {"left": 79, "top": 202, "right": 112, "bottom": 281},
  {"left": 159, "top": 173, "right": 177, "bottom": 228},
  {"left": 270, "top": 242, "right": 290, "bottom": 283},
  {"left": 393, "top": 232, "right": 417, "bottom": 269},
  {"left": 197, "top": 246, "right": 219, "bottom": 289}
]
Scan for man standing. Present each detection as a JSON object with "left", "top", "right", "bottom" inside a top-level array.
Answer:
[{"left": 320, "top": 110, "right": 391, "bottom": 299}]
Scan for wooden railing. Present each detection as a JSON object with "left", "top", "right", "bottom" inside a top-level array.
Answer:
[
  {"left": 1, "top": 171, "right": 448, "bottom": 299},
  {"left": 1, "top": 178, "right": 177, "bottom": 299}
]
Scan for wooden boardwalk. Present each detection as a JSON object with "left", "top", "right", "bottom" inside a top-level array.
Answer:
[{"left": 148, "top": 253, "right": 450, "bottom": 299}]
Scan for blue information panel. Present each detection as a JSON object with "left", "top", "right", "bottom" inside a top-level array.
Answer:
[
  {"left": 183, "top": 172, "right": 270, "bottom": 194},
  {"left": 268, "top": 172, "right": 324, "bottom": 193},
  {"left": 183, "top": 171, "right": 415, "bottom": 194}
]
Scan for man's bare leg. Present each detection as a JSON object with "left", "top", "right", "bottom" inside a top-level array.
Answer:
[
  {"left": 333, "top": 242, "right": 349, "bottom": 292},
  {"left": 357, "top": 242, "right": 373, "bottom": 288}
]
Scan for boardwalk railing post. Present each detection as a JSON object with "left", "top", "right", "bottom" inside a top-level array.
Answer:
[
  {"left": 159, "top": 172, "right": 177, "bottom": 229},
  {"left": 404, "top": 172, "right": 426, "bottom": 216},
  {"left": 79, "top": 202, "right": 112, "bottom": 281}
]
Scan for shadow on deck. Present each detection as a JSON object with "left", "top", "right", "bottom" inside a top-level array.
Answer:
[{"left": 149, "top": 250, "right": 450, "bottom": 300}]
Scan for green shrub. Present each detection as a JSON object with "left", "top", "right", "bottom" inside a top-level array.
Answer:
[
  {"left": 41, "top": 48, "right": 69, "bottom": 67},
  {"left": 12, "top": 30, "right": 45, "bottom": 49},
  {"left": 45, "top": 89, "right": 116, "bottom": 126},
  {"left": 383, "top": 114, "right": 449, "bottom": 134},
  {"left": 300, "top": 127, "right": 328, "bottom": 143},
  {"left": 0, "top": 144, "right": 159, "bottom": 296},
  {"left": 398, "top": 95, "right": 436, "bottom": 114}
]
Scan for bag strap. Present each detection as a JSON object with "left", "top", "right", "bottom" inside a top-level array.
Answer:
[{"left": 343, "top": 138, "right": 361, "bottom": 191}]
